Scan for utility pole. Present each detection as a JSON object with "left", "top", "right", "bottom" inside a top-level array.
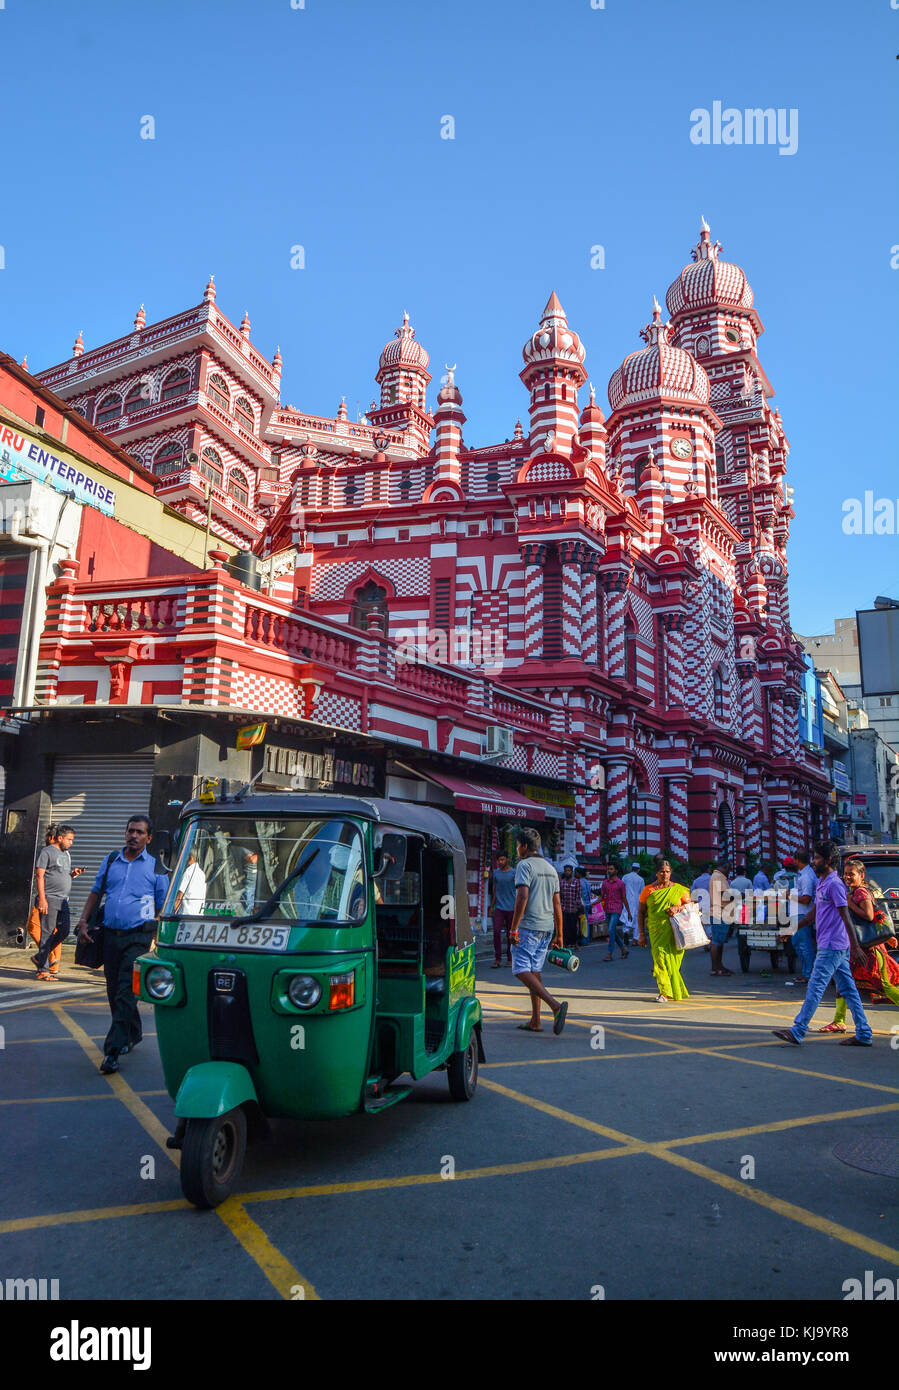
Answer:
[{"left": 202, "top": 480, "right": 213, "bottom": 568}]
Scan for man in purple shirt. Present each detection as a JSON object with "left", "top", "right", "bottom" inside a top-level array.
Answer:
[{"left": 773, "top": 840, "right": 872, "bottom": 1047}]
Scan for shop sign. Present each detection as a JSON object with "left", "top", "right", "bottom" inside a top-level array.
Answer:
[
  {"left": 831, "top": 763, "right": 851, "bottom": 792},
  {"left": 263, "top": 742, "right": 384, "bottom": 795},
  {"left": 522, "top": 783, "right": 576, "bottom": 808},
  {"left": 0, "top": 426, "right": 115, "bottom": 515}
]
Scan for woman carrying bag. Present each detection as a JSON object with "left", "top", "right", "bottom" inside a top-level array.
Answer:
[{"left": 637, "top": 857, "right": 691, "bottom": 1002}]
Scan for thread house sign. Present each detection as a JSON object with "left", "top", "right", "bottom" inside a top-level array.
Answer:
[{"left": 262, "top": 743, "right": 385, "bottom": 797}]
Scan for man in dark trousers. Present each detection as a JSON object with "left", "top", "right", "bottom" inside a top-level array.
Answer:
[{"left": 76, "top": 816, "right": 170, "bottom": 1074}]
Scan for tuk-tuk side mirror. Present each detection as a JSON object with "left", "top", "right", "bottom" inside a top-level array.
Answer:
[
  {"left": 154, "top": 828, "right": 173, "bottom": 871},
  {"left": 374, "top": 833, "right": 407, "bottom": 878}
]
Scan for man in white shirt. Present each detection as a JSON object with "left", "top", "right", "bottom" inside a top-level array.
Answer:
[
  {"left": 621, "top": 864, "right": 645, "bottom": 946},
  {"left": 174, "top": 853, "right": 207, "bottom": 915},
  {"left": 790, "top": 848, "right": 817, "bottom": 982}
]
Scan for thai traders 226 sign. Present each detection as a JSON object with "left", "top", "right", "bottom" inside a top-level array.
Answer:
[{"left": 0, "top": 425, "right": 116, "bottom": 515}]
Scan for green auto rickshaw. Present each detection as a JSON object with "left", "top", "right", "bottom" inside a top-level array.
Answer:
[{"left": 134, "top": 792, "right": 484, "bottom": 1208}]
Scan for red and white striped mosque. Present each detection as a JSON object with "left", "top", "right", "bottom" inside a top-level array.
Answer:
[{"left": 33, "top": 220, "right": 831, "bottom": 894}]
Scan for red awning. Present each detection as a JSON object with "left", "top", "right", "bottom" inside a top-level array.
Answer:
[{"left": 418, "top": 770, "right": 546, "bottom": 821}]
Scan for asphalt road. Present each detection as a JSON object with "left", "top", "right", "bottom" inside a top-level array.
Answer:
[{"left": 1, "top": 938, "right": 897, "bottom": 1302}]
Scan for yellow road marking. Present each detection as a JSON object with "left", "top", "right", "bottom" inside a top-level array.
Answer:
[
  {"left": 478, "top": 1077, "right": 899, "bottom": 1266},
  {"left": 5, "top": 1100, "right": 896, "bottom": 1236},
  {"left": 658, "top": 1147, "right": 899, "bottom": 1265},
  {"left": 0, "top": 1090, "right": 169, "bottom": 1106},
  {"left": 700, "top": 1047, "right": 899, "bottom": 1096},
  {"left": 52, "top": 1006, "right": 177, "bottom": 1160},
  {"left": 0, "top": 1199, "right": 189, "bottom": 1234},
  {"left": 238, "top": 1147, "right": 634, "bottom": 1204},
  {"left": 52, "top": 1005, "right": 316, "bottom": 1301},
  {"left": 215, "top": 1200, "right": 319, "bottom": 1300}
]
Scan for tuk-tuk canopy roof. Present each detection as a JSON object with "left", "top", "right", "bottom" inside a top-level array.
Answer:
[{"left": 180, "top": 793, "right": 466, "bottom": 854}]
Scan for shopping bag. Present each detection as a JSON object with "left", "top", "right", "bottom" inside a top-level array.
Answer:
[
  {"left": 578, "top": 913, "right": 589, "bottom": 941},
  {"left": 671, "top": 901, "right": 709, "bottom": 950}
]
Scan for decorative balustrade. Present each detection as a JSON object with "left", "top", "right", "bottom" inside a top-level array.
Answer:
[
  {"left": 84, "top": 593, "right": 183, "bottom": 635},
  {"left": 394, "top": 660, "right": 471, "bottom": 705},
  {"left": 243, "top": 605, "right": 356, "bottom": 668},
  {"left": 492, "top": 695, "right": 550, "bottom": 732}
]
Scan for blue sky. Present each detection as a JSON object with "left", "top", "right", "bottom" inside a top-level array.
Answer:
[{"left": 1, "top": 0, "right": 896, "bottom": 632}]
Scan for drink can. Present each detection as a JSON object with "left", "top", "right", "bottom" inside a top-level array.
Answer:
[{"left": 547, "top": 947, "right": 579, "bottom": 973}]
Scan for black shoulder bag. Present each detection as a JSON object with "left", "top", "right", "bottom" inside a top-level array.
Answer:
[{"left": 74, "top": 852, "right": 116, "bottom": 970}]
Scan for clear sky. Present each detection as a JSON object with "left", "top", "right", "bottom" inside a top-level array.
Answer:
[{"left": 0, "top": 0, "right": 895, "bottom": 632}]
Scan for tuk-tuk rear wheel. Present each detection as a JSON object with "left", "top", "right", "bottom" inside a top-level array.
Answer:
[
  {"left": 179, "top": 1108, "right": 247, "bottom": 1209},
  {"left": 447, "top": 1035, "right": 478, "bottom": 1102}
]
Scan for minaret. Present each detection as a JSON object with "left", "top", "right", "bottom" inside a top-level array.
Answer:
[
  {"left": 520, "top": 292, "right": 588, "bottom": 457},
  {"left": 578, "top": 382, "right": 607, "bottom": 462},
  {"left": 433, "top": 365, "right": 465, "bottom": 485},
  {"left": 369, "top": 311, "right": 433, "bottom": 450}
]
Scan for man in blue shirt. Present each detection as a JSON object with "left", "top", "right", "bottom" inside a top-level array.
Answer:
[
  {"left": 753, "top": 867, "right": 771, "bottom": 891},
  {"left": 77, "top": 816, "right": 169, "bottom": 1073}
]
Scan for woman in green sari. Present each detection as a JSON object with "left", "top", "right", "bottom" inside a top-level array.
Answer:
[{"left": 637, "top": 858, "right": 691, "bottom": 1002}]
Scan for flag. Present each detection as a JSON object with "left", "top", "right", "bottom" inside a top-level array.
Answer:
[{"left": 236, "top": 722, "right": 267, "bottom": 750}]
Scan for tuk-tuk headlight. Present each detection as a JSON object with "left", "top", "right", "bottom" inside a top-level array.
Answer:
[
  {"left": 145, "top": 964, "right": 176, "bottom": 1001},
  {"left": 287, "top": 974, "right": 322, "bottom": 1009}
]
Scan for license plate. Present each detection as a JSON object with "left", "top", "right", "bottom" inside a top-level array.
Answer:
[{"left": 172, "top": 921, "right": 291, "bottom": 951}]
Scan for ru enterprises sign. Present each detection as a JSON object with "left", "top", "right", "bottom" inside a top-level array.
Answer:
[{"left": 0, "top": 425, "right": 116, "bottom": 515}]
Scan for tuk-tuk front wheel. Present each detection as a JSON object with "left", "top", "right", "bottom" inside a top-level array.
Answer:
[
  {"left": 447, "top": 1035, "right": 478, "bottom": 1102},
  {"left": 179, "top": 1108, "right": 247, "bottom": 1209}
]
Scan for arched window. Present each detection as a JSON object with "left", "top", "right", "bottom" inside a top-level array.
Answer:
[
  {"left": 228, "top": 469, "right": 249, "bottom": 506},
  {"left": 234, "top": 396, "right": 254, "bottom": 432},
  {"left": 345, "top": 477, "right": 358, "bottom": 507},
  {"left": 633, "top": 454, "right": 648, "bottom": 491},
  {"left": 207, "top": 373, "right": 230, "bottom": 410},
  {"left": 397, "top": 473, "right": 411, "bottom": 501},
  {"left": 200, "top": 447, "right": 223, "bottom": 489},
  {"left": 713, "top": 668, "right": 725, "bottom": 720},
  {"left": 161, "top": 367, "right": 191, "bottom": 400},
  {"left": 154, "top": 442, "right": 183, "bottom": 477},
  {"left": 544, "top": 384, "right": 550, "bottom": 402},
  {"left": 714, "top": 443, "right": 727, "bottom": 476},
  {"left": 124, "top": 383, "right": 147, "bottom": 414},
  {"left": 95, "top": 394, "right": 122, "bottom": 427},
  {"left": 351, "top": 581, "right": 388, "bottom": 633}
]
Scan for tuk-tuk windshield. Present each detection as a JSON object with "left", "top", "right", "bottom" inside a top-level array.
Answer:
[{"left": 162, "top": 816, "right": 366, "bottom": 923}]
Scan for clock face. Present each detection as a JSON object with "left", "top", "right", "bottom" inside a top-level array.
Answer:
[{"left": 670, "top": 438, "right": 693, "bottom": 460}]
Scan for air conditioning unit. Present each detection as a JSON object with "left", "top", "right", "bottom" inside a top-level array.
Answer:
[{"left": 485, "top": 726, "right": 513, "bottom": 757}]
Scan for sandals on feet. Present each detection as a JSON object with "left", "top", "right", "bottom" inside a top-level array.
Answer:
[
  {"left": 839, "top": 1037, "right": 873, "bottom": 1047},
  {"left": 517, "top": 1022, "right": 542, "bottom": 1032},
  {"left": 818, "top": 1022, "right": 846, "bottom": 1033},
  {"left": 772, "top": 1028, "right": 800, "bottom": 1045},
  {"left": 553, "top": 1001, "right": 569, "bottom": 1035}
]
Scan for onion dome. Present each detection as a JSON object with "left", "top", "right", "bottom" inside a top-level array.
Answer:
[
  {"left": 273, "top": 345, "right": 282, "bottom": 372},
  {"left": 665, "top": 218, "right": 753, "bottom": 318},
  {"left": 240, "top": 311, "right": 251, "bottom": 339},
  {"left": 436, "top": 363, "right": 462, "bottom": 409},
  {"left": 203, "top": 274, "right": 216, "bottom": 304},
  {"left": 337, "top": 396, "right": 348, "bottom": 420},
  {"left": 378, "top": 311, "right": 429, "bottom": 373},
  {"left": 521, "top": 292, "right": 586, "bottom": 367},
  {"left": 72, "top": 330, "right": 84, "bottom": 358},
  {"left": 608, "top": 298, "right": 710, "bottom": 411},
  {"left": 513, "top": 418, "right": 524, "bottom": 440},
  {"left": 579, "top": 381, "right": 605, "bottom": 426},
  {"left": 134, "top": 304, "right": 146, "bottom": 331}
]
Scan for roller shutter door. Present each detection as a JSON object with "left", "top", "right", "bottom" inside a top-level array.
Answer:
[{"left": 51, "top": 755, "right": 156, "bottom": 918}]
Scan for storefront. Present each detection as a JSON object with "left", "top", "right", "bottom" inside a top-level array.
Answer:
[{"left": 0, "top": 706, "right": 386, "bottom": 942}]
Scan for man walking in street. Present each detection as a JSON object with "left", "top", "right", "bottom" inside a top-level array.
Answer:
[
  {"left": 708, "top": 861, "right": 734, "bottom": 976},
  {"left": 488, "top": 850, "right": 517, "bottom": 968},
  {"left": 600, "top": 862, "right": 629, "bottom": 961},
  {"left": 622, "top": 862, "right": 645, "bottom": 947},
  {"left": 510, "top": 828, "right": 567, "bottom": 1034},
  {"left": 558, "top": 862, "right": 583, "bottom": 952},
  {"left": 32, "top": 824, "right": 84, "bottom": 981},
  {"left": 773, "top": 840, "right": 873, "bottom": 1047},
  {"left": 76, "top": 816, "right": 170, "bottom": 1074},
  {"left": 790, "top": 848, "right": 818, "bottom": 984}
]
